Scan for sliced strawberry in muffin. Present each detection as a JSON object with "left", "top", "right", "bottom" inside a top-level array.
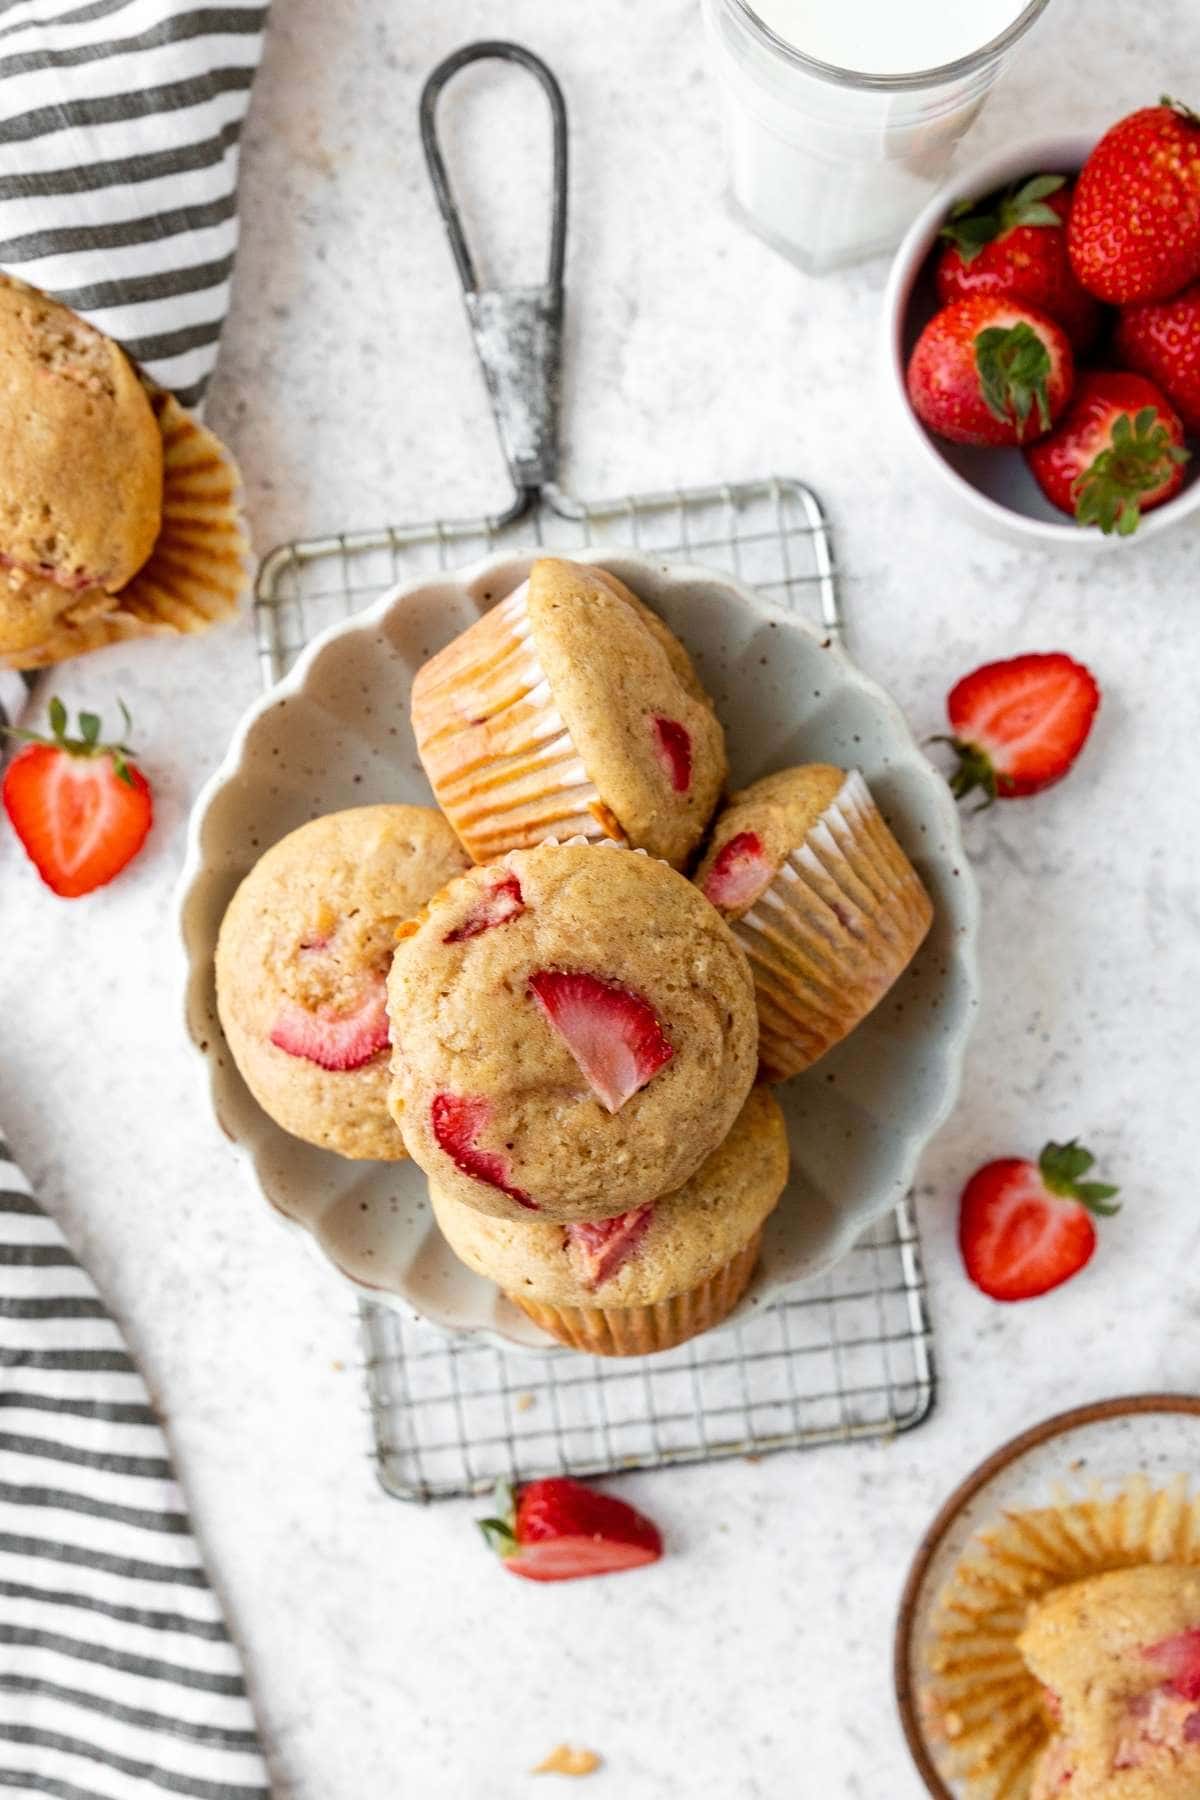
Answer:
[
  {"left": 528, "top": 971, "right": 673, "bottom": 1114},
  {"left": 566, "top": 1206, "right": 655, "bottom": 1289},
  {"left": 431, "top": 1092, "right": 536, "bottom": 1210},
  {"left": 443, "top": 873, "right": 525, "bottom": 942},
  {"left": 270, "top": 979, "right": 390, "bottom": 1072},
  {"left": 1145, "top": 1628, "right": 1200, "bottom": 1701},
  {"left": 701, "top": 830, "right": 772, "bottom": 911},
  {"left": 650, "top": 716, "right": 692, "bottom": 793}
]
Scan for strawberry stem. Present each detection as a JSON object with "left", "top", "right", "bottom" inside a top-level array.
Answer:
[
  {"left": 3, "top": 696, "right": 139, "bottom": 785},
  {"left": 1162, "top": 95, "right": 1200, "bottom": 129},
  {"left": 1039, "top": 1140, "right": 1121, "bottom": 1215},
  {"left": 929, "top": 734, "right": 997, "bottom": 809},
  {"left": 1073, "top": 406, "right": 1190, "bottom": 536},
  {"left": 477, "top": 1478, "right": 518, "bottom": 1557},
  {"left": 938, "top": 174, "right": 1065, "bottom": 262},
  {"left": 974, "top": 323, "right": 1053, "bottom": 437}
]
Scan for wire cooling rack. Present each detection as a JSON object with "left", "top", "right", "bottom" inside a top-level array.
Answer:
[{"left": 254, "top": 477, "right": 937, "bottom": 1502}]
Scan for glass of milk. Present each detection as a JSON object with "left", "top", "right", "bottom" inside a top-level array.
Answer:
[{"left": 702, "top": 0, "right": 1051, "bottom": 272}]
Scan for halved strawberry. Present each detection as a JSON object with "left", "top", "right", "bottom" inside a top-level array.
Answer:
[
  {"left": 959, "top": 1139, "right": 1119, "bottom": 1303},
  {"left": 651, "top": 715, "right": 692, "bottom": 793},
  {"left": 702, "top": 830, "right": 772, "bottom": 911},
  {"left": 2, "top": 698, "right": 152, "bottom": 898},
  {"left": 270, "top": 979, "right": 389, "bottom": 1071},
  {"left": 1144, "top": 1630, "right": 1200, "bottom": 1702},
  {"left": 527, "top": 971, "right": 673, "bottom": 1114},
  {"left": 430, "top": 1092, "right": 535, "bottom": 1209},
  {"left": 479, "top": 1477, "right": 662, "bottom": 1583},
  {"left": 940, "top": 652, "right": 1100, "bottom": 804},
  {"left": 566, "top": 1206, "right": 655, "bottom": 1289},
  {"left": 443, "top": 873, "right": 525, "bottom": 942}
]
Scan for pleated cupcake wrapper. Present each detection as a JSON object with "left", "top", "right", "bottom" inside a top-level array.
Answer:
[
  {"left": 731, "top": 770, "right": 933, "bottom": 1080},
  {"left": 922, "top": 1474, "right": 1200, "bottom": 1800},
  {"left": 0, "top": 275, "right": 249, "bottom": 671},
  {"left": 413, "top": 584, "right": 626, "bottom": 862},
  {"left": 510, "top": 1228, "right": 763, "bottom": 1357}
]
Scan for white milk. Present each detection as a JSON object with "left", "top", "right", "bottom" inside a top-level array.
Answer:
[{"left": 702, "top": 0, "right": 1049, "bottom": 271}]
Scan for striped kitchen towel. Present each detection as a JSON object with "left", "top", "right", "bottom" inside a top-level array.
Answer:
[
  {"left": 0, "top": 1132, "right": 271, "bottom": 1799},
  {"left": 0, "top": 0, "right": 268, "bottom": 410}
]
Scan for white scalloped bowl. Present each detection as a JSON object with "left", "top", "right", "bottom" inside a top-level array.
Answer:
[{"left": 178, "top": 550, "right": 980, "bottom": 1351}]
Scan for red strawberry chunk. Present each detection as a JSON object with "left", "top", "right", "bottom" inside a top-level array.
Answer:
[
  {"left": 651, "top": 715, "right": 692, "bottom": 793},
  {"left": 1145, "top": 1629, "right": 1200, "bottom": 1702},
  {"left": 946, "top": 652, "right": 1100, "bottom": 800},
  {"left": 527, "top": 971, "right": 673, "bottom": 1114},
  {"left": 506, "top": 1477, "right": 662, "bottom": 1582},
  {"left": 270, "top": 979, "right": 389, "bottom": 1071},
  {"left": 702, "top": 830, "right": 772, "bottom": 911},
  {"left": 566, "top": 1205, "right": 655, "bottom": 1289},
  {"left": 430, "top": 1092, "right": 535, "bottom": 1209},
  {"left": 443, "top": 873, "right": 525, "bottom": 942}
]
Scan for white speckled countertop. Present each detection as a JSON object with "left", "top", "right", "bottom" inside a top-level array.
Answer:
[{"left": 3, "top": 1, "right": 1199, "bottom": 1795}]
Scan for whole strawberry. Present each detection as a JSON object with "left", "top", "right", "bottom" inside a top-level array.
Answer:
[
  {"left": 907, "top": 296, "right": 1074, "bottom": 447},
  {"left": 936, "top": 175, "right": 1103, "bottom": 352},
  {"left": 3, "top": 698, "right": 152, "bottom": 897},
  {"left": 1069, "top": 99, "right": 1200, "bottom": 303},
  {"left": 1114, "top": 282, "right": 1200, "bottom": 432},
  {"left": 1025, "top": 370, "right": 1188, "bottom": 534},
  {"left": 940, "top": 651, "right": 1099, "bottom": 804},
  {"left": 479, "top": 1477, "right": 663, "bottom": 1582},
  {"left": 959, "top": 1139, "right": 1119, "bottom": 1303}
]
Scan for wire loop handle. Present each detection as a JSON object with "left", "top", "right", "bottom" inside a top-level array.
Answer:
[{"left": 420, "top": 42, "right": 568, "bottom": 507}]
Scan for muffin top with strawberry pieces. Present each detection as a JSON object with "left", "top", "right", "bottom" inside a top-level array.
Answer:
[
  {"left": 1019, "top": 1566, "right": 1200, "bottom": 1800},
  {"left": 430, "top": 1084, "right": 787, "bottom": 1308},
  {"left": 694, "top": 764, "right": 848, "bottom": 918},
  {"left": 386, "top": 841, "right": 758, "bottom": 1222},
  {"left": 216, "top": 804, "right": 470, "bottom": 1162}
]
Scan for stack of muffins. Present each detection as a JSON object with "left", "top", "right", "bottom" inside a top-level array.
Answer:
[{"left": 216, "top": 557, "right": 934, "bottom": 1354}]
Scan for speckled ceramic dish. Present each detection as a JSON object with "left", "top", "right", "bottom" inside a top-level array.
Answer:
[
  {"left": 178, "top": 549, "right": 979, "bottom": 1350},
  {"left": 895, "top": 1394, "right": 1200, "bottom": 1799}
]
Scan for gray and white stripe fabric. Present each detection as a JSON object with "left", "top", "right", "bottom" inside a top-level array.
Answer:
[
  {"left": 0, "top": 1133, "right": 270, "bottom": 1799},
  {"left": 0, "top": 0, "right": 267, "bottom": 410}
]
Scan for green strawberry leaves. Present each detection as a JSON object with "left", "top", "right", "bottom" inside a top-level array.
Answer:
[
  {"left": 930, "top": 735, "right": 997, "bottom": 809},
  {"left": 974, "top": 322, "right": 1055, "bottom": 435},
  {"left": 1039, "top": 1140, "right": 1121, "bottom": 1216},
  {"left": 940, "top": 174, "right": 1066, "bottom": 261},
  {"left": 1074, "top": 405, "right": 1191, "bottom": 536},
  {"left": 477, "top": 1478, "right": 518, "bottom": 1557},
  {"left": 2, "top": 697, "right": 138, "bottom": 785}
]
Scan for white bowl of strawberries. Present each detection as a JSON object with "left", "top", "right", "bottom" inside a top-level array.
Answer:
[{"left": 884, "top": 104, "right": 1200, "bottom": 545}]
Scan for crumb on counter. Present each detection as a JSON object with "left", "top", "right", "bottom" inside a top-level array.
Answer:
[
  {"left": 531, "top": 1745, "right": 602, "bottom": 1777},
  {"left": 515, "top": 1392, "right": 536, "bottom": 1413}
]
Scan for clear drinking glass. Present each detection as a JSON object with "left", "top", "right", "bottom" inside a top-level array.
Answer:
[{"left": 701, "top": 0, "right": 1052, "bottom": 273}]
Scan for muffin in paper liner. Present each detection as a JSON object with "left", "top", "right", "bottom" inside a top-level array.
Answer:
[
  {"left": 410, "top": 557, "right": 727, "bottom": 869},
  {"left": 514, "top": 1229, "right": 763, "bottom": 1356},
  {"left": 703, "top": 768, "right": 933, "bottom": 1080},
  {"left": 921, "top": 1473, "right": 1200, "bottom": 1800},
  {"left": 0, "top": 273, "right": 249, "bottom": 671}
]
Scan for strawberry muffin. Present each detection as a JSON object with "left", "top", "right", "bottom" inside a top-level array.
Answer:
[
  {"left": 0, "top": 280, "right": 162, "bottom": 657},
  {"left": 1020, "top": 1566, "right": 1200, "bottom": 1799},
  {"left": 411, "top": 557, "right": 727, "bottom": 870},
  {"left": 694, "top": 765, "right": 933, "bottom": 1079},
  {"left": 430, "top": 1085, "right": 788, "bottom": 1354},
  {"left": 216, "top": 805, "right": 469, "bottom": 1160},
  {"left": 386, "top": 841, "right": 758, "bottom": 1221}
]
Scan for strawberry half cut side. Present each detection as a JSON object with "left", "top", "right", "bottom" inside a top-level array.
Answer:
[
  {"left": 443, "top": 873, "right": 525, "bottom": 942},
  {"left": 958, "top": 1138, "right": 1119, "bottom": 1303},
  {"left": 1144, "top": 1629, "right": 1200, "bottom": 1703},
  {"left": 702, "top": 830, "right": 772, "bottom": 911},
  {"left": 650, "top": 715, "right": 692, "bottom": 793},
  {"left": 270, "top": 979, "right": 390, "bottom": 1071},
  {"left": 941, "top": 651, "right": 1100, "bottom": 805},
  {"left": 430, "top": 1092, "right": 535, "bottom": 1209},
  {"left": 478, "top": 1477, "right": 663, "bottom": 1583},
  {"left": 527, "top": 971, "right": 673, "bottom": 1114},
  {"left": 566, "top": 1206, "right": 655, "bottom": 1289}
]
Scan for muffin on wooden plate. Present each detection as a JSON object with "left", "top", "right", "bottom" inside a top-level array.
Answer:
[
  {"left": 695, "top": 764, "right": 933, "bottom": 1079},
  {"left": 0, "top": 276, "right": 247, "bottom": 669},
  {"left": 411, "top": 557, "right": 727, "bottom": 869},
  {"left": 386, "top": 841, "right": 758, "bottom": 1221},
  {"left": 431, "top": 1084, "right": 788, "bottom": 1355},
  {"left": 923, "top": 1474, "right": 1200, "bottom": 1799},
  {"left": 216, "top": 806, "right": 469, "bottom": 1161}
]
